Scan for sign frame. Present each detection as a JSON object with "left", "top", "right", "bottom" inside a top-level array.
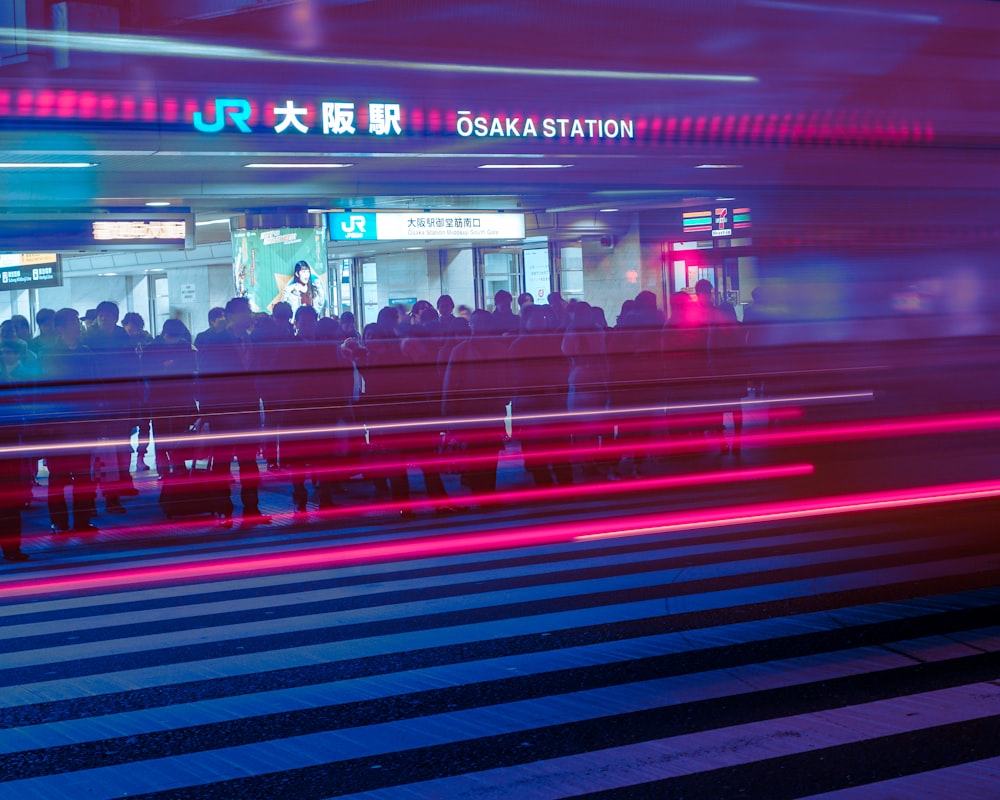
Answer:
[{"left": 0, "top": 211, "right": 195, "bottom": 252}]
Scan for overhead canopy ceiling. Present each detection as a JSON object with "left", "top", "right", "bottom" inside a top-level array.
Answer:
[{"left": 0, "top": 0, "right": 997, "bottom": 229}]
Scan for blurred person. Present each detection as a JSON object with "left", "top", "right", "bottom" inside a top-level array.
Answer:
[
  {"left": 196, "top": 296, "right": 270, "bottom": 527},
  {"left": 694, "top": 279, "right": 743, "bottom": 454},
  {"left": 456, "top": 304, "right": 473, "bottom": 321},
  {"left": 142, "top": 319, "right": 198, "bottom": 478},
  {"left": 339, "top": 311, "right": 357, "bottom": 339},
  {"left": 82, "top": 308, "right": 98, "bottom": 333},
  {"left": 38, "top": 308, "right": 100, "bottom": 534},
  {"left": 493, "top": 289, "right": 519, "bottom": 335},
  {"left": 709, "top": 298, "right": 746, "bottom": 455},
  {"left": 741, "top": 286, "right": 773, "bottom": 402},
  {"left": 408, "top": 299, "right": 438, "bottom": 328},
  {"left": 607, "top": 292, "right": 667, "bottom": 477},
  {"left": 562, "top": 302, "right": 612, "bottom": 480},
  {"left": 122, "top": 312, "right": 154, "bottom": 471},
  {"left": 0, "top": 319, "right": 36, "bottom": 368},
  {"left": 252, "top": 306, "right": 296, "bottom": 471},
  {"left": 615, "top": 299, "right": 637, "bottom": 328},
  {"left": 661, "top": 291, "right": 707, "bottom": 447},
  {"left": 122, "top": 312, "right": 153, "bottom": 351},
  {"left": 742, "top": 286, "right": 767, "bottom": 328},
  {"left": 283, "top": 305, "right": 356, "bottom": 512},
  {"left": 1, "top": 338, "right": 33, "bottom": 381},
  {"left": 321, "top": 316, "right": 365, "bottom": 495},
  {"left": 436, "top": 294, "right": 458, "bottom": 330},
  {"left": 351, "top": 311, "right": 415, "bottom": 514},
  {"left": 547, "top": 291, "right": 569, "bottom": 330},
  {"left": 194, "top": 307, "right": 227, "bottom": 349},
  {"left": 0, "top": 339, "right": 32, "bottom": 562},
  {"left": 271, "top": 301, "right": 296, "bottom": 338},
  {"left": 400, "top": 309, "right": 452, "bottom": 511},
  {"left": 9, "top": 315, "right": 33, "bottom": 347},
  {"left": 30, "top": 308, "right": 59, "bottom": 355},
  {"left": 508, "top": 304, "right": 573, "bottom": 487},
  {"left": 281, "top": 305, "right": 329, "bottom": 512},
  {"left": 85, "top": 301, "right": 140, "bottom": 513},
  {"left": 517, "top": 292, "right": 534, "bottom": 313},
  {"left": 443, "top": 310, "right": 512, "bottom": 500}
]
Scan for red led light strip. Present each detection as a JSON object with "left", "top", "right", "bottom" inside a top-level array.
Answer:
[{"left": 4, "top": 473, "right": 998, "bottom": 600}]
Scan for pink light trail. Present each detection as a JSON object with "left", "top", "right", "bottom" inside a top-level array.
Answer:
[{"left": 4, "top": 473, "right": 999, "bottom": 600}]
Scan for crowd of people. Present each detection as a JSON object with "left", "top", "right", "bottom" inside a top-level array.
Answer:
[{"left": 0, "top": 282, "right": 751, "bottom": 563}]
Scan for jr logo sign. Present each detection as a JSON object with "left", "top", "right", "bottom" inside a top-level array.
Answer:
[
  {"left": 341, "top": 215, "right": 367, "bottom": 237},
  {"left": 192, "top": 98, "right": 253, "bottom": 133},
  {"left": 330, "top": 213, "right": 376, "bottom": 240}
]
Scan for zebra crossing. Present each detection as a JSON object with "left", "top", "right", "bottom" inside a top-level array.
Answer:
[{"left": 1, "top": 498, "right": 999, "bottom": 799}]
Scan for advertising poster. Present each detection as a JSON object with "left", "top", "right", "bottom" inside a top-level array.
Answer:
[
  {"left": 523, "top": 248, "right": 551, "bottom": 302},
  {"left": 232, "top": 227, "right": 328, "bottom": 314}
]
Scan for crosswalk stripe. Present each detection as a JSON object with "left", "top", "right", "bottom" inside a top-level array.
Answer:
[{"left": 1, "top": 509, "right": 997, "bottom": 798}]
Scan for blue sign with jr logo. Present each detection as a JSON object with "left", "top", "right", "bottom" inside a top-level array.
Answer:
[{"left": 329, "top": 213, "right": 377, "bottom": 241}]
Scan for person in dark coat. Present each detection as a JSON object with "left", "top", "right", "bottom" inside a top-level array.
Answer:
[
  {"left": 350, "top": 308, "right": 417, "bottom": 514},
  {"left": 607, "top": 292, "right": 667, "bottom": 477},
  {"left": 283, "top": 306, "right": 355, "bottom": 513},
  {"left": 84, "top": 300, "right": 140, "bottom": 512},
  {"left": 508, "top": 305, "right": 573, "bottom": 487},
  {"left": 142, "top": 319, "right": 199, "bottom": 477},
  {"left": 562, "top": 301, "right": 612, "bottom": 480},
  {"left": 442, "top": 310, "right": 511, "bottom": 499},
  {"left": 252, "top": 307, "right": 295, "bottom": 471},
  {"left": 1, "top": 339, "right": 34, "bottom": 561},
  {"left": 195, "top": 296, "right": 270, "bottom": 527},
  {"left": 38, "top": 308, "right": 101, "bottom": 533},
  {"left": 123, "top": 312, "right": 154, "bottom": 471},
  {"left": 399, "top": 311, "right": 451, "bottom": 509},
  {"left": 492, "top": 290, "right": 520, "bottom": 336}
]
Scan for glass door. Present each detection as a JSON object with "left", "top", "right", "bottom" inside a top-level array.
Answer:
[
  {"left": 478, "top": 249, "right": 521, "bottom": 310},
  {"left": 359, "top": 260, "right": 379, "bottom": 327},
  {"left": 150, "top": 274, "right": 169, "bottom": 335}
]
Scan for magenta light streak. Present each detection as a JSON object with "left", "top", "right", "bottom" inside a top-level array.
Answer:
[
  {"left": 5, "top": 474, "right": 999, "bottom": 600},
  {"left": 26, "top": 463, "right": 814, "bottom": 543}
]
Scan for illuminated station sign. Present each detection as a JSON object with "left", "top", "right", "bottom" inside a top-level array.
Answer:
[
  {"left": 0, "top": 212, "right": 194, "bottom": 252},
  {"left": 329, "top": 212, "right": 525, "bottom": 241},
  {"left": 0, "top": 253, "right": 62, "bottom": 292},
  {"left": 0, "top": 253, "right": 62, "bottom": 290},
  {"left": 682, "top": 206, "right": 752, "bottom": 238},
  {"left": 0, "top": 87, "right": 934, "bottom": 150},
  {"left": 192, "top": 97, "right": 635, "bottom": 140}
]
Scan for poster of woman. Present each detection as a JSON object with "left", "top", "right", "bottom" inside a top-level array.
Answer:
[
  {"left": 281, "top": 260, "right": 326, "bottom": 314},
  {"left": 231, "top": 227, "right": 328, "bottom": 314}
]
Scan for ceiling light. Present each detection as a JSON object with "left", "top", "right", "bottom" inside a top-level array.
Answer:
[
  {"left": 599, "top": 208, "right": 619, "bottom": 212},
  {"left": 405, "top": 246, "right": 422, "bottom": 251},
  {"left": 145, "top": 201, "right": 171, "bottom": 207},
  {"left": 695, "top": 164, "right": 743, "bottom": 169},
  {"left": 195, "top": 218, "right": 232, "bottom": 227},
  {"left": 478, "top": 164, "right": 573, "bottom": 170},
  {"left": 749, "top": 1, "right": 938, "bottom": 24},
  {"left": 715, "top": 197, "right": 736, "bottom": 201},
  {"left": 243, "top": 163, "right": 353, "bottom": 169},
  {"left": 0, "top": 162, "right": 97, "bottom": 168}
]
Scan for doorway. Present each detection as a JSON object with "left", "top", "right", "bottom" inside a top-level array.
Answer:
[{"left": 478, "top": 249, "right": 521, "bottom": 310}]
